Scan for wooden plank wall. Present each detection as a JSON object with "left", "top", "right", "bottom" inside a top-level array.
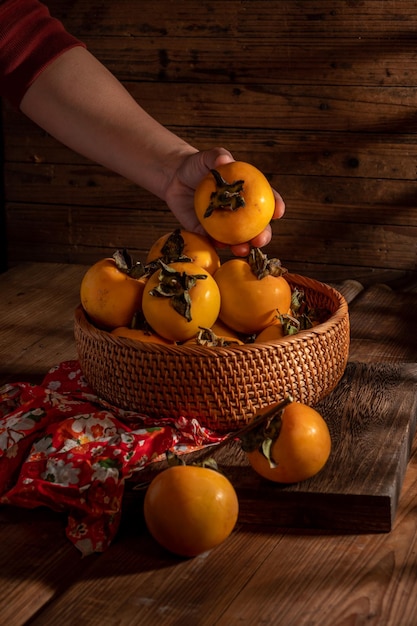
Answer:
[{"left": 2, "top": 0, "right": 417, "bottom": 284}]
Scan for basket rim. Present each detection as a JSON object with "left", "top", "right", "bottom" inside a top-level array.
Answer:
[{"left": 74, "top": 273, "right": 349, "bottom": 356}]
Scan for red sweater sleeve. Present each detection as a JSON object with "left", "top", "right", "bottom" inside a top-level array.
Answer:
[{"left": 0, "top": 0, "right": 85, "bottom": 107}]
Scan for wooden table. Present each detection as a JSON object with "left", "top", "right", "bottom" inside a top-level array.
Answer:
[{"left": 1, "top": 263, "right": 417, "bottom": 626}]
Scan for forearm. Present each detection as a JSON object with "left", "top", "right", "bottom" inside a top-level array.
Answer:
[{"left": 19, "top": 46, "right": 198, "bottom": 201}]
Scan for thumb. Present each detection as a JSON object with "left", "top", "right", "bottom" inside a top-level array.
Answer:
[
  {"left": 181, "top": 147, "right": 235, "bottom": 187},
  {"left": 201, "top": 147, "right": 235, "bottom": 170}
]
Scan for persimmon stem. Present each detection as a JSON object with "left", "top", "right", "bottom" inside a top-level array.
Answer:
[
  {"left": 203, "top": 169, "right": 246, "bottom": 217},
  {"left": 195, "top": 395, "right": 293, "bottom": 461},
  {"left": 148, "top": 261, "right": 207, "bottom": 321},
  {"left": 113, "top": 248, "right": 145, "bottom": 278}
]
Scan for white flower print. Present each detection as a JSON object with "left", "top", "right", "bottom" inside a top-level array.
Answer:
[
  {"left": 91, "top": 445, "right": 105, "bottom": 457},
  {"left": 47, "top": 380, "right": 62, "bottom": 391},
  {"left": 71, "top": 414, "right": 118, "bottom": 440},
  {"left": 0, "top": 408, "right": 46, "bottom": 450},
  {"left": 31, "top": 434, "right": 55, "bottom": 455},
  {"left": 42, "top": 459, "right": 81, "bottom": 486},
  {"left": 91, "top": 461, "right": 120, "bottom": 483}
]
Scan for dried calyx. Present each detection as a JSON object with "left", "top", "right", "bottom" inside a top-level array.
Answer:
[
  {"left": 203, "top": 168, "right": 246, "bottom": 217},
  {"left": 279, "top": 287, "right": 330, "bottom": 335},
  {"left": 247, "top": 247, "right": 287, "bottom": 280},
  {"left": 192, "top": 327, "right": 241, "bottom": 348},
  {"left": 149, "top": 261, "right": 207, "bottom": 321},
  {"left": 166, "top": 449, "right": 220, "bottom": 472},
  {"left": 113, "top": 248, "right": 146, "bottom": 279},
  {"left": 146, "top": 229, "right": 193, "bottom": 273},
  {"left": 239, "top": 403, "right": 287, "bottom": 464}
]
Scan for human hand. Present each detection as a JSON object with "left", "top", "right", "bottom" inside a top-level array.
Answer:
[{"left": 164, "top": 147, "right": 285, "bottom": 256}]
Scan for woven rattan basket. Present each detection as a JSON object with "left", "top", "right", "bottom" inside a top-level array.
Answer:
[{"left": 74, "top": 274, "right": 349, "bottom": 432}]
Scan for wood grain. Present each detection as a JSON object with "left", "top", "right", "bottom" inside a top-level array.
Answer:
[
  {"left": 0, "top": 507, "right": 96, "bottom": 625},
  {"left": 3, "top": 1, "right": 417, "bottom": 283},
  {"left": 49, "top": 1, "right": 417, "bottom": 40},
  {"left": 0, "top": 263, "right": 84, "bottom": 384},
  {"left": 6, "top": 109, "right": 417, "bottom": 183},
  {"left": 349, "top": 284, "right": 417, "bottom": 363},
  {"left": 14, "top": 448, "right": 417, "bottom": 626}
]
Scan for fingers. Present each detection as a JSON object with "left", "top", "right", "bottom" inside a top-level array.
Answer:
[
  {"left": 228, "top": 225, "right": 273, "bottom": 257},
  {"left": 226, "top": 191, "right": 284, "bottom": 256},
  {"left": 211, "top": 148, "right": 235, "bottom": 168},
  {"left": 211, "top": 224, "right": 272, "bottom": 257},
  {"left": 176, "top": 147, "right": 234, "bottom": 190},
  {"left": 272, "top": 189, "right": 286, "bottom": 219},
  {"left": 203, "top": 147, "right": 234, "bottom": 170},
  {"left": 229, "top": 242, "right": 252, "bottom": 257},
  {"left": 249, "top": 223, "right": 273, "bottom": 249}
]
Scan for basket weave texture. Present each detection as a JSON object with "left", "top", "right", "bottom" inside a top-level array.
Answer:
[{"left": 74, "top": 274, "right": 350, "bottom": 432}]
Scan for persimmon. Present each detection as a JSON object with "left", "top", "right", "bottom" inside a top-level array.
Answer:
[
  {"left": 142, "top": 261, "right": 221, "bottom": 342},
  {"left": 213, "top": 248, "right": 292, "bottom": 335},
  {"left": 184, "top": 326, "right": 244, "bottom": 347},
  {"left": 144, "top": 464, "right": 239, "bottom": 557},
  {"left": 254, "top": 321, "right": 285, "bottom": 343},
  {"left": 211, "top": 319, "right": 246, "bottom": 343},
  {"left": 80, "top": 250, "right": 147, "bottom": 329},
  {"left": 194, "top": 161, "right": 275, "bottom": 245},
  {"left": 243, "top": 401, "right": 331, "bottom": 484},
  {"left": 146, "top": 228, "right": 221, "bottom": 275}
]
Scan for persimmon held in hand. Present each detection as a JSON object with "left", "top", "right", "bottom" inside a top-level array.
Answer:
[{"left": 194, "top": 161, "right": 275, "bottom": 246}]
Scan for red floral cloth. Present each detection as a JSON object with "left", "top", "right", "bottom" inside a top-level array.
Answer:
[{"left": 0, "top": 360, "right": 224, "bottom": 556}]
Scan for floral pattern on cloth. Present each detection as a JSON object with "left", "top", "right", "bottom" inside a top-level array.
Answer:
[{"left": 0, "top": 360, "right": 225, "bottom": 556}]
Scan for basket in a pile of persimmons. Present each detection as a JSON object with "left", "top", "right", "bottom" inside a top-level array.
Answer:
[{"left": 79, "top": 161, "right": 332, "bottom": 558}]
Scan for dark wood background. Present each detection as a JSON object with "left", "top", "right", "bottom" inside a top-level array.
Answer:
[{"left": 2, "top": 0, "right": 417, "bottom": 285}]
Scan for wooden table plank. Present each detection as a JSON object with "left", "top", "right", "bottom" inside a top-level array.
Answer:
[
  {"left": 21, "top": 460, "right": 417, "bottom": 626},
  {"left": 25, "top": 523, "right": 285, "bottom": 625},
  {"left": 348, "top": 283, "right": 417, "bottom": 363},
  {"left": 0, "top": 263, "right": 86, "bottom": 385},
  {"left": 0, "top": 506, "right": 100, "bottom": 625},
  {"left": 217, "top": 446, "right": 417, "bottom": 626}
]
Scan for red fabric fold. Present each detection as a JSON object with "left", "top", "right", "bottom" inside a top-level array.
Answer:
[{"left": 0, "top": 361, "right": 224, "bottom": 555}]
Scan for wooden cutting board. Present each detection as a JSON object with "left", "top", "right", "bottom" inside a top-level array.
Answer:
[
  {"left": 130, "top": 362, "right": 417, "bottom": 533},
  {"left": 210, "top": 361, "right": 417, "bottom": 533}
]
